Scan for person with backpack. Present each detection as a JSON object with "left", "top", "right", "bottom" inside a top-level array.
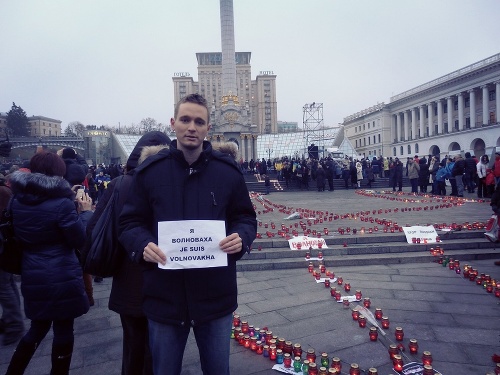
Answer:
[{"left": 86, "top": 131, "right": 170, "bottom": 375}]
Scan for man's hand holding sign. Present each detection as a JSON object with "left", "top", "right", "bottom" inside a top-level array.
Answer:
[{"left": 143, "top": 220, "right": 243, "bottom": 269}]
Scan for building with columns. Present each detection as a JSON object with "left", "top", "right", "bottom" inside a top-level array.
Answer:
[{"left": 343, "top": 53, "right": 500, "bottom": 160}]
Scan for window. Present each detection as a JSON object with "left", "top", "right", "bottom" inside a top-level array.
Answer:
[
  {"left": 465, "top": 97, "right": 470, "bottom": 108},
  {"left": 373, "top": 121, "right": 375, "bottom": 127},
  {"left": 373, "top": 135, "right": 376, "bottom": 144},
  {"left": 368, "top": 137, "right": 371, "bottom": 145},
  {"left": 426, "top": 126, "right": 429, "bottom": 136},
  {"left": 454, "top": 120, "right": 459, "bottom": 131},
  {"left": 444, "top": 123, "right": 448, "bottom": 133},
  {"left": 465, "top": 117, "right": 470, "bottom": 129},
  {"left": 407, "top": 145, "right": 411, "bottom": 154},
  {"left": 400, "top": 146, "right": 403, "bottom": 155},
  {"left": 434, "top": 106, "right": 437, "bottom": 116},
  {"left": 368, "top": 123, "right": 370, "bottom": 129},
  {"left": 443, "top": 104, "right": 447, "bottom": 114},
  {"left": 378, "top": 134, "right": 381, "bottom": 143},
  {"left": 363, "top": 124, "right": 365, "bottom": 130},
  {"left": 355, "top": 140, "right": 358, "bottom": 147},
  {"left": 454, "top": 101, "right": 458, "bottom": 111},
  {"left": 435, "top": 124, "right": 438, "bottom": 135},
  {"left": 425, "top": 108, "right": 429, "bottom": 118},
  {"left": 364, "top": 138, "right": 366, "bottom": 146},
  {"left": 489, "top": 90, "right": 496, "bottom": 101},
  {"left": 415, "top": 144, "right": 419, "bottom": 153},
  {"left": 393, "top": 147, "right": 396, "bottom": 156}
]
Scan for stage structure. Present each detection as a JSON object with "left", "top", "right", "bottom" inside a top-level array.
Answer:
[{"left": 303, "top": 102, "right": 325, "bottom": 159}]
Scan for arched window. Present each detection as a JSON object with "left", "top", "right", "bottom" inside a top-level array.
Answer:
[
  {"left": 408, "top": 145, "right": 411, "bottom": 154},
  {"left": 393, "top": 147, "right": 396, "bottom": 156},
  {"left": 400, "top": 146, "right": 404, "bottom": 155},
  {"left": 415, "top": 143, "right": 419, "bottom": 153}
]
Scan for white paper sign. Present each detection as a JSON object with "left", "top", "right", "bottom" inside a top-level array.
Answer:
[
  {"left": 402, "top": 225, "right": 438, "bottom": 244},
  {"left": 157, "top": 220, "right": 227, "bottom": 270},
  {"left": 288, "top": 236, "right": 328, "bottom": 250}
]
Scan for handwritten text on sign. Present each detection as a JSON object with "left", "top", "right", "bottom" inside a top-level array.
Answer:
[
  {"left": 288, "top": 236, "right": 327, "bottom": 250},
  {"left": 157, "top": 220, "right": 227, "bottom": 270},
  {"left": 402, "top": 225, "right": 438, "bottom": 244}
]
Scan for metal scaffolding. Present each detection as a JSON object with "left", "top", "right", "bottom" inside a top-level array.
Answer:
[{"left": 302, "top": 102, "right": 324, "bottom": 159}]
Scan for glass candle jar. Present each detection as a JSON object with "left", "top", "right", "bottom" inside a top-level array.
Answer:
[
  {"left": 334, "top": 291, "right": 341, "bottom": 302},
  {"left": 320, "top": 352, "right": 329, "bottom": 367},
  {"left": 342, "top": 297, "right": 350, "bottom": 309},
  {"left": 283, "top": 341, "right": 293, "bottom": 354},
  {"left": 277, "top": 338, "right": 285, "bottom": 350},
  {"left": 422, "top": 351, "right": 432, "bottom": 366},
  {"left": 331, "top": 357, "right": 341, "bottom": 372},
  {"left": 318, "top": 367, "right": 328, "bottom": 375},
  {"left": 388, "top": 344, "right": 398, "bottom": 360},
  {"left": 250, "top": 337, "right": 258, "bottom": 351},
  {"left": 392, "top": 354, "right": 403, "bottom": 372},
  {"left": 381, "top": 316, "right": 390, "bottom": 329},
  {"left": 324, "top": 279, "right": 330, "bottom": 288},
  {"left": 369, "top": 327, "right": 378, "bottom": 341},
  {"left": 358, "top": 315, "right": 366, "bottom": 328},
  {"left": 306, "top": 348, "right": 316, "bottom": 363},
  {"left": 422, "top": 365, "right": 434, "bottom": 375},
  {"left": 244, "top": 335, "right": 251, "bottom": 348},
  {"left": 327, "top": 368, "right": 338, "bottom": 374},
  {"left": 263, "top": 344, "right": 269, "bottom": 357},
  {"left": 330, "top": 287, "right": 337, "bottom": 297},
  {"left": 283, "top": 353, "right": 292, "bottom": 368},
  {"left": 308, "top": 362, "right": 318, "bottom": 375},
  {"left": 349, "top": 363, "right": 360, "bottom": 375},
  {"left": 241, "top": 321, "right": 249, "bottom": 333},
  {"left": 344, "top": 283, "right": 351, "bottom": 292},
  {"left": 352, "top": 310, "right": 360, "bottom": 321},
  {"left": 374, "top": 308, "right": 383, "bottom": 320},
  {"left": 355, "top": 290, "right": 362, "bottom": 300},
  {"left": 256, "top": 341, "right": 263, "bottom": 355},
  {"left": 395, "top": 327, "right": 404, "bottom": 341},
  {"left": 293, "top": 343, "right": 303, "bottom": 358},
  {"left": 363, "top": 297, "right": 371, "bottom": 308},
  {"left": 265, "top": 331, "right": 273, "bottom": 344},
  {"left": 233, "top": 327, "right": 242, "bottom": 341},
  {"left": 337, "top": 277, "right": 343, "bottom": 285},
  {"left": 293, "top": 356, "right": 302, "bottom": 372},
  {"left": 232, "top": 314, "right": 240, "bottom": 327},
  {"left": 301, "top": 359, "right": 309, "bottom": 375},
  {"left": 269, "top": 345, "right": 277, "bottom": 361},
  {"left": 408, "top": 339, "right": 418, "bottom": 354},
  {"left": 276, "top": 349, "right": 284, "bottom": 364},
  {"left": 308, "top": 263, "right": 314, "bottom": 272},
  {"left": 367, "top": 368, "right": 378, "bottom": 375}
]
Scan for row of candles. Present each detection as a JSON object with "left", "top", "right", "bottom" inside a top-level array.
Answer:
[
  {"left": 431, "top": 249, "right": 500, "bottom": 298},
  {"left": 230, "top": 259, "right": 438, "bottom": 375}
]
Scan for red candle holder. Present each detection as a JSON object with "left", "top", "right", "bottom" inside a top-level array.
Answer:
[
  {"left": 358, "top": 315, "right": 366, "bottom": 328},
  {"left": 320, "top": 264, "right": 326, "bottom": 273},
  {"left": 241, "top": 321, "right": 249, "bottom": 333},
  {"left": 369, "top": 327, "right": 378, "bottom": 341},
  {"left": 355, "top": 290, "right": 362, "bottom": 300},
  {"left": 324, "top": 279, "right": 330, "bottom": 288},
  {"left": 421, "top": 351, "right": 433, "bottom": 366},
  {"left": 374, "top": 308, "right": 383, "bottom": 320},
  {"left": 269, "top": 344, "right": 277, "bottom": 360},
  {"left": 256, "top": 341, "right": 263, "bottom": 355},
  {"left": 423, "top": 365, "right": 434, "bottom": 375},
  {"left": 233, "top": 314, "right": 240, "bottom": 327},
  {"left": 250, "top": 337, "right": 258, "bottom": 351},
  {"left": 306, "top": 348, "right": 316, "bottom": 363},
  {"left": 334, "top": 291, "right": 341, "bottom": 301},
  {"left": 409, "top": 339, "right": 418, "bottom": 354},
  {"left": 351, "top": 310, "right": 359, "bottom": 320},
  {"left": 283, "top": 353, "right": 292, "bottom": 368},
  {"left": 337, "top": 277, "right": 343, "bottom": 285},
  {"left": 330, "top": 287, "right": 337, "bottom": 297},
  {"left": 293, "top": 343, "right": 302, "bottom": 358},
  {"left": 342, "top": 297, "right": 350, "bottom": 309},
  {"left": 349, "top": 363, "right": 360, "bottom": 375},
  {"left": 363, "top": 297, "right": 371, "bottom": 308},
  {"left": 244, "top": 335, "right": 251, "bottom": 348},
  {"left": 331, "top": 357, "right": 341, "bottom": 372},
  {"left": 395, "top": 327, "right": 404, "bottom": 341},
  {"left": 318, "top": 251, "right": 323, "bottom": 259},
  {"left": 392, "top": 354, "right": 403, "bottom": 372},
  {"left": 388, "top": 344, "right": 398, "bottom": 360},
  {"left": 344, "top": 283, "right": 351, "bottom": 292},
  {"left": 308, "top": 263, "right": 314, "bottom": 273},
  {"left": 381, "top": 316, "right": 390, "bottom": 329}
]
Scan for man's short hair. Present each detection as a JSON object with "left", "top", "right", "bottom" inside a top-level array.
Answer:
[{"left": 174, "top": 93, "right": 209, "bottom": 121}]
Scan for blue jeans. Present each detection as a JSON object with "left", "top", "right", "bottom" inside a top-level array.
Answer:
[{"left": 148, "top": 313, "right": 232, "bottom": 375}]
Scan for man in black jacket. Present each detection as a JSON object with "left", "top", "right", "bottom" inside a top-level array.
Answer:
[{"left": 119, "top": 94, "right": 256, "bottom": 375}]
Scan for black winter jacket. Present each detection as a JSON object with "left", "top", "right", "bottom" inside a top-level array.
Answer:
[
  {"left": 9, "top": 171, "right": 90, "bottom": 320},
  {"left": 119, "top": 141, "right": 257, "bottom": 326}
]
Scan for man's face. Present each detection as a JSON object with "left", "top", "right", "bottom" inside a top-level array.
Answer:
[{"left": 170, "top": 102, "right": 210, "bottom": 152}]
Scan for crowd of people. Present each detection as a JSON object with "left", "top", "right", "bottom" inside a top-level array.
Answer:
[{"left": 239, "top": 151, "right": 500, "bottom": 198}]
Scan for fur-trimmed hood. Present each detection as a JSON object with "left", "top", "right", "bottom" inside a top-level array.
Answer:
[
  {"left": 139, "top": 145, "right": 169, "bottom": 165},
  {"left": 9, "top": 170, "right": 74, "bottom": 204}
]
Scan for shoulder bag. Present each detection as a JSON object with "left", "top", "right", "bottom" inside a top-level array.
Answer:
[{"left": 84, "top": 176, "right": 125, "bottom": 277}]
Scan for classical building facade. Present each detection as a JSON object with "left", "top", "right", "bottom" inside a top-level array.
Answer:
[
  {"left": 0, "top": 114, "right": 62, "bottom": 137},
  {"left": 343, "top": 53, "right": 500, "bottom": 160}
]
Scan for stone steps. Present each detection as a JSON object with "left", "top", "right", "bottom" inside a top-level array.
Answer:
[{"left": 238, "top": 231, "right": 499, "bottom": 271}]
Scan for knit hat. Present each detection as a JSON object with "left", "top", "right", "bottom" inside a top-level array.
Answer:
[{"left": 62, "top": 148, "right": 76, "bottom": 159}]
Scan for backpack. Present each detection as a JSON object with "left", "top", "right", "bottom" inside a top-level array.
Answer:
[{"left": 84, "top": 176, "right": 125, "bottom": 277}]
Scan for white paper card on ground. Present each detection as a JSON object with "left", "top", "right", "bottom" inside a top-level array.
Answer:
[
  {"left": 157, "top": 220, "right": 227, "bottom": 270},
  {"left": 402, "top": 225, "right": 438, "bottom": 244},
  {"left": 288, "top": 236, "right": 328, "bottom": 250}
]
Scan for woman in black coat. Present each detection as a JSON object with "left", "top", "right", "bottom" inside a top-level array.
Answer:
[
  {"left": 418, "top": 157, "right": 430, "bottom": 193},
  {"left": 86, "top": 131, "right": 170, "bottom": 375},
  {"left": 6, "top": 151, "right": 92, "bottom": 375}
]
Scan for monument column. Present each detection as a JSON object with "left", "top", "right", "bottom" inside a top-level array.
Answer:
[
  {"left": 419, "top": 105, "right": 425, "bottom": 138},
  {"left": 446, "top": 96, "right": 453, "bottom": 133},
  {"left": 428, "top": 102, "right": 434, "bottom": 136},
  {"left": 496, "top": 81, "right": 500, "bottom": 123},
  {"left": 437, "top": 99, "right": 443, "bottom": 134},
  {"left": 457, "top": 93, "right": 464, "bottom": 130},
  {"left": 403, "top": 110, "right": 409, "bottom": 141},
  {"left": 220, "top": 0, "right": 237, "bottom": 96},
  {"left": 469, "top": 89, "right": 476, "bottom": 128},
  {"left": 396, "top": 113, "right": 402, "bottom": 142},
  {"left": 482, "top": 85, "right": 489, "bottom": 125},
  {"left": 411, "top": 108, "right": 416, "bottom": 140}
]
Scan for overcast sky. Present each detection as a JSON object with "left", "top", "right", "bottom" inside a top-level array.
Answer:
[{"left": 1, "top": 0, "right": 500, "bottom": 130}]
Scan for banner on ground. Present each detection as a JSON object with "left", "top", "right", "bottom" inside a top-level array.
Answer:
[
  {"left": 288, "top": 236, "right": 327, "bottom": 250},
  {"left": 402, "top": 225, "right": 438, "bottom": 244}
]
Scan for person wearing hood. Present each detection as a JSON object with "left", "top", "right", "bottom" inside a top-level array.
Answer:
[
  {"left": 59, "top": 148, "right": 87, "bottom": 187},
  {"left": 86, "top": 131, "right": 171, "bottom": 375},
  {"left": 119, "top": 94, "right": 257, "bottom": 375},
  {"left": 5, "top": 151, "right": 92, "bottom": 375}
]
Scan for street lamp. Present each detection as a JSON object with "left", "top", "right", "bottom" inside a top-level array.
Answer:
[{"left": 267, "top": 148, "right": 273, "bottom": 160}]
